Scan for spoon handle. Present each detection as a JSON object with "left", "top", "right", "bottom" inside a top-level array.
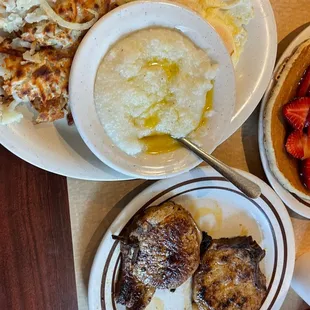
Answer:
[{"left": 178, "top": 137, "right": 261, "bottom": 199}]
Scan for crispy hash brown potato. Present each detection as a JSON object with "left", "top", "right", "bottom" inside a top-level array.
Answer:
[
  {"left": 21, "top": 0, "right": 109, "bottom": 49},
  {"left": 0, "top": 0, "right": 108, "bottom": 124},
  {"left": 1, "top": 49, "right": 72, "bottom": 122},
  {"left": 193, "top": 234, "right": 267, "bottom": 310}
]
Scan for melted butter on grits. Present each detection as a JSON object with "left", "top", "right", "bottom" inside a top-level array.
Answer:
[
  {"left": 95, "top": 28, "right": 217, "bottom": 156},
  {"left": 141, "top": 135, "right": 180, "bottom": 155},
  {"left": 140, "top": 86, "right": 214, "bottom": 156},
  {"left": 146, "top": 58, "right": 180, "bottom": 81}
]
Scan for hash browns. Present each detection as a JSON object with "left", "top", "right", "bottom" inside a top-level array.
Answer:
[{"left": 0, "top": 0, "right": 108, "bottom": 124}]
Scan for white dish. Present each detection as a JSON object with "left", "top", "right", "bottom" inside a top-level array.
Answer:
[
  {"left": 0, "top": 0, "right": 277, "bottom": 181},
  {"left": 70, "top": 1, "right": 235, "bottom": 179},
  {"left": 88, "top": 166, "right": 295, "bottom": 310},
  {"left": 258, "top": 24, "right": 310, "bottom": 219},
  {"left": 291, "top": 252, "right": 310, "bottom": 305}
]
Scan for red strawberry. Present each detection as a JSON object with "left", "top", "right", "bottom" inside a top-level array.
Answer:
[
  {"left": 301, "top": 158, "right": 310, "bottom": 189},
  {"left": 286, "top": 131, "right": 304, "bottom": 158},
  {"left": 297, "top": 66, "right": 310, "bottom": 97},
  {"left": 283, "top": 98, "right": 310, "bottom": 130},
  {"left": 285, "top": 130, "right": 310, "bottom": 159}
]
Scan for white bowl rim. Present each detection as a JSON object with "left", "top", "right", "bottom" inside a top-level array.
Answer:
[{"left": 69, "top": 0, "right": 236, "bottom": 179}]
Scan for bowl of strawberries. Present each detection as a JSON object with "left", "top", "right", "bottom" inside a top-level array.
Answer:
[{"left": 264, "top": 38, "right": 310, "bottom": 200}]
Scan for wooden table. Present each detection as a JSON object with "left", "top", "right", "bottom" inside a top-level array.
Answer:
[
  {"left": 1, "top": 0, "right": 310, "bottom": 309},
  {"left": 0, "top": 146, "right": 77, "bottom": 309}
]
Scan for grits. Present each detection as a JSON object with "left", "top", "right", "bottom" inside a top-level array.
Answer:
[{"left": 95, "top": 28, "right": 218, "bottom": 156}]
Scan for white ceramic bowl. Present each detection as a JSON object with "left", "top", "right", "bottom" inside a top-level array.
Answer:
[{"left": 70, "top": 0, "right": 235, "bottom": 179}]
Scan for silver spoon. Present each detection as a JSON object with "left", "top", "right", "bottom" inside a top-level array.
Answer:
[{"left": 177, "top": 137, "right": 261, "bottom": 199}]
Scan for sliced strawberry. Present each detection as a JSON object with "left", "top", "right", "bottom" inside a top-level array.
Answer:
[
  {"left": 286, "top": 131, "right": 304, "bottom": 158},
  {"left": 283, "top": 97, "right": 310, "bottom": 130},
  {"left": 297, "top": 66, "right": 310, "bottom": 97},
  {"left": 285, "top": 130, "right": 310, "bottom": 159},
  {"left": 301, "top": 158, "right": 310, "bottom": 189}
]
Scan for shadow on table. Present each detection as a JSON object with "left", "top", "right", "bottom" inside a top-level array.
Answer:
[
  {"left": 277, "top": 22, "right": 310, "bottom": 60},
  {"left": 241, "top": 105, "right": 267, "bottom": 182},
  {"left": 288, "top": 208, "right": 310, "bottom": 220},
  {"left": 81, "top": 180, "right": 155, "bottom": 287}
]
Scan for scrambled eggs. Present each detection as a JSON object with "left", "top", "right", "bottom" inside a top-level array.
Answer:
[
  {"left": 116, "top": 0, "right": 254, "bottom": 66},
  {"left": 202, "top": 0, "right": 253, "bottom": 65}
]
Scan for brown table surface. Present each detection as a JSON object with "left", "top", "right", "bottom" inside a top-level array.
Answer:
[
  {"left": 1, "top": 0, "right": 310, "bottom": 310},
  {"left": 0, "top": 146, "right": 77, "bottom": 310}
]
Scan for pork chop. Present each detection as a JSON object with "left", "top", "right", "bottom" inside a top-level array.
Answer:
[
  {"left": 193, "top": 234, "right": 267, "bottom": 310},
  {"left": 115, "top": 201, "right": 202, "bottom": 309}
]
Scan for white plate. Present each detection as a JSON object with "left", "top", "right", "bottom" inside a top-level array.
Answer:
[
  {"left": 0, "top": 0, "right": 277, "bottom": 181},
  {"left": 258, "top": 24, "right": 310, "bottom": 219},
  {"left": 88, "top": 167, "right": 295, "bottom": 310},
  {"left": 70, "top": 1, "right": 235, "bottom": 179}
]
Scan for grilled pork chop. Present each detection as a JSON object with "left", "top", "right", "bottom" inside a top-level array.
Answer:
[
  {"left": 193, "top": 234, "right": 267, "bottom": 310},
  {"left": 116, "top": 201, "right": 202, "bottom": 310},
  {"left": 116, "top": 240, "right": 155, "bottom": 310}
]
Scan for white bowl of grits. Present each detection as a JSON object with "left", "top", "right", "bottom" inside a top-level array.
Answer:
[{"left": 70, "top": 1, "right": 236, "bottom": 179}]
